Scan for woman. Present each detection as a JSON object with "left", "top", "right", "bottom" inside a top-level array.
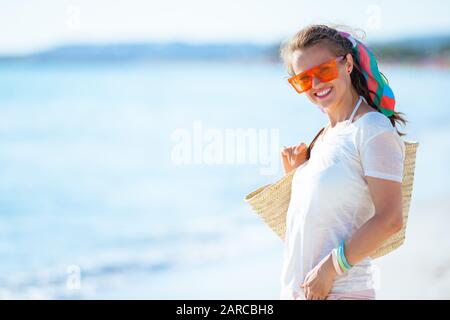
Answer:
[{"left": 279, "top": 25, "right": 408, "bottom": 300}]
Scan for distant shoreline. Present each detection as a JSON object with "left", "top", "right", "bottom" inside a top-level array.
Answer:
[{"left": 0, "top": 35, "right": 449, "bottom": 68}]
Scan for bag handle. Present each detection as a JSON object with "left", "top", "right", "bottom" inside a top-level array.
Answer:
[{"left": 306, "top": 127, "right": 326, "bottom": 160}]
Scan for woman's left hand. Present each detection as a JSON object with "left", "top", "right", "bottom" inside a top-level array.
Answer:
[{"left": 300, "top": 253, "right": 338, "bottom": 300}]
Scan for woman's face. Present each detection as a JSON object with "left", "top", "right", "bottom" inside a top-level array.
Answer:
[{"left": 291, "top": 44, "right": 353, "bottom": 112}]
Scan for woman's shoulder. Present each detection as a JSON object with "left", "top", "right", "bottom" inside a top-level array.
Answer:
[
  {"left": 351, "top": 111, "right": 398, "bottom": 146},
  {"left": 353, "top": 111, "right": 394, "bottom": 133}
]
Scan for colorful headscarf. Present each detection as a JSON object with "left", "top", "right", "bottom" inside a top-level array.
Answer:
[{"left": 339, "top": 31, "right": 395, "bottom": 117}]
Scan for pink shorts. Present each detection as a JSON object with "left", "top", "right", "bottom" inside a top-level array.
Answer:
[
  {"left": 293, "top": 288, "right": 376, "bottom": 300},
  {"left": 325, "top": 289, "right": 376, "bottom": 300}
]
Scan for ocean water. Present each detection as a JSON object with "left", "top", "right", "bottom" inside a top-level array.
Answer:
[{"left": 0, "top": 60, "right": 449, "bottom": 299}]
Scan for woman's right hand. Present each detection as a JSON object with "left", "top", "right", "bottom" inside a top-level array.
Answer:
[{"left": 281, "top": 142, "right": 308, "bottom": 174}]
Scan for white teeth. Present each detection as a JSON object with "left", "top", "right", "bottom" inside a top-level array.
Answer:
[{"left": 316, "top": 88, "right": 332, "bottom": 97}]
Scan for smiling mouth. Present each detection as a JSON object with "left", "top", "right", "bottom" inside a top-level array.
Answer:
[{"left": 314, "top": 87, "right": 332, "bottom": 99}]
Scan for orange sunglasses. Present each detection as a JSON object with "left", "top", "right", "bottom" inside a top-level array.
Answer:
[{"left": 288, "top": 55, "right": 346, "bottom": 94}]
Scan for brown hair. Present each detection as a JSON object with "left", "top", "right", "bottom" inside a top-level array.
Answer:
[{"left": 280, "top": 24, "right": 407, "bottom": 137}]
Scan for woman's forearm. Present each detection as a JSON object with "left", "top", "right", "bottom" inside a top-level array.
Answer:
[{"left": 343, "top": 213, "right": 403, "bottom": 266}]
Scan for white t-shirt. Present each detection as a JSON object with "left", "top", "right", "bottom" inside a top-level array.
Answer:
[{"left": 279, "top": 111, "right": 405, "bottom": 300}]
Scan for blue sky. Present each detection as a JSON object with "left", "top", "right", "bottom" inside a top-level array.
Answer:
[{"left": 2, "top": 0, "right": 450, "bottom": 54}]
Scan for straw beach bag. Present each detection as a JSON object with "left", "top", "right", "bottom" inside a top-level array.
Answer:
[{"left": 244, "top": 127, "right": 419, "bottom": 259}]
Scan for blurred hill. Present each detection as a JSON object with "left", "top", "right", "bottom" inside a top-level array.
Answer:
[
  {"left": 370, "top": 34, "right": 450, "bottom": 66},
  {"left": 0, "top": 42, "right": 280, "bottom": 63}
]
